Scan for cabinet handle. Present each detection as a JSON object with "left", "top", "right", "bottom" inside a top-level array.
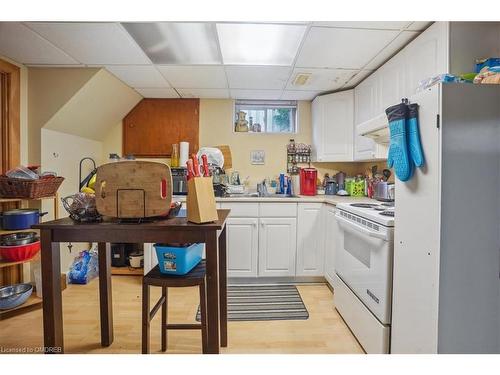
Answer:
[{"left": 253, "top": 222, "right": 257, "bottom": 228}]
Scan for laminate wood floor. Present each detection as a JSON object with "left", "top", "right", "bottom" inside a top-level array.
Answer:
[{"left": 0, "top": 276, "right": 363, "bottom": 354}]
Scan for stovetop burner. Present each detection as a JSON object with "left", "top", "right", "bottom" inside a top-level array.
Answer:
[
  {"left": 373, "top": 206, "right": 386, "bottom": 211},
  {"left": 379, "top": 211, "right": 395, "bottom": 217},
  {"left": 350, "top": 203, "right": 379, "bottom": 208}
]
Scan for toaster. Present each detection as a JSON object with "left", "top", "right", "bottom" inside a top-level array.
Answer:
[{"left": 374, "top": 181, "right": 395, "bottom": 202}]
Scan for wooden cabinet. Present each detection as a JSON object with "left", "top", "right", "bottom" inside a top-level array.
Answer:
[
  {"left": 123, "top": 98, "right": 199, "bottom": 157},
  {"left": 258, "top": 217, "right": 297, "bottom": 277},
  {"left": 226, "top": 218, "right": 259, "bottom": 277},
  {"left": 323, "top": 205, "right": 337, "bottom": 287},
  {"left": 296, "top": 203, "right": 325, "bottom": 276},
  {"left": 312, "top": 90, "right": 354, "bottom": 162}
]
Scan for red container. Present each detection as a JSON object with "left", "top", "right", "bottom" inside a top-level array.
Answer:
[
  {"left": 0, "top": 241, "right": 40, "bottom": 262},
  {"left": 300, "top": 168, "right": 317, "bottom": 196}
]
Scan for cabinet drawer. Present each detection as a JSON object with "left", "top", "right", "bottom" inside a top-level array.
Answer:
[
  {"left": 259, "top": 203, "right": 297, "bottom": 217},
  {"left": 220, "top": 202, "right": 259, "bottom": 217}
]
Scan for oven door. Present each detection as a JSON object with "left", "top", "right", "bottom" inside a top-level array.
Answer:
[{"left": 335, "top": 212, "right": 393, "bottom": 324}]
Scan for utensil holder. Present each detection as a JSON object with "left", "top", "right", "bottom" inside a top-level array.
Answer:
[{"left": 186, "top": 177, "right": 218, "bottom": 224}]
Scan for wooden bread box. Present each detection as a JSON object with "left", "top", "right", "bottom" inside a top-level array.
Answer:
[{"left": 95, "top": 161, "right": 172, "bottom": 219}]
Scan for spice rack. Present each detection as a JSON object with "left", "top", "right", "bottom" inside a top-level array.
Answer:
[{"left": 286, "top": 139, "right": 312, "bottom": 175}]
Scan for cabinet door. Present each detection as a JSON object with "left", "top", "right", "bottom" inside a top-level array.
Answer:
[
  {"left": 323, "top": 206, "right": 337, "bottom": 287},
  {"left": 226, "top": 218, "right": 259, "bottom": 277},
  {"left": 354, "top": 76, "right": 378, "bottom": 160},
  {"left": 258, "top": 218, "right": 297, "bottom": 277},
  {"left": 404, "top": 22, "right": 448, "bottom": 96},
  {"left": 296, "top": 203, "right": 325, "bottom": 276},
  {"left": 378, "top": 54, "right": 406, "bottom": 113},
  {"left": 313, "top": 91, "right": 354, "bottom": 162}
]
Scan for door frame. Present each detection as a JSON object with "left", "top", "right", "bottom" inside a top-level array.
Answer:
[{"left": 0, "top": 58, "right": 21, "bottom": 172}]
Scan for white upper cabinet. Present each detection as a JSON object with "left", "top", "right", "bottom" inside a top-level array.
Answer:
[
  {"left": 226, "top": 218, "right": 259, "bottom": 278},
  {"left": 378, "top": 53, "right": 406, "bottom": 113},
  {"left": 354, "top": 75, "right": 379, "bottom": 160},
  {"left": 312, "top": 90, "right": 354, "bottom": 162},
  {"left": 296, "top": 203, "right": 325, "bottom": 276},
  {"left": 352, "top": 21, "right": 449, "bottom": 161},
  {"left": 403, "top": 22, "right": 449, "bottom": 97}
]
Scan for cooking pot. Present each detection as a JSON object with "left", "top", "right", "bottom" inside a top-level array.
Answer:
[
  {"left": 128, "top": 252, "right": 144, "bottom": 268},
  {"left": 0, "top": 231, "right": 38, "bottom": 246},
  {"left": 0, "top": 209, "right": 48, "bottom": 230}
]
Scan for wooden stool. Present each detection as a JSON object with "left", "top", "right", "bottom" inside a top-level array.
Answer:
[{"left": 142, "top": 260, "right": 208, "bottom": 354}]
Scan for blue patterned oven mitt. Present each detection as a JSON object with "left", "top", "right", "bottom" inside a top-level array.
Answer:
[
  {"left": 386, "top": 103, "right": 412, "bottom": 182},
  {"left": 407, "top": 103, "right": 424, "bottom": 168}
]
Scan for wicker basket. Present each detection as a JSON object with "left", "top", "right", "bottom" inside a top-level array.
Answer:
[{"left": 0, "top": 176, "right": 64, "bottom": 199}]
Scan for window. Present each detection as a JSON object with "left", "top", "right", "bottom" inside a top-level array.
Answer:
[{"left": 234, "top": 100, "right": 297, "bottom": 133}]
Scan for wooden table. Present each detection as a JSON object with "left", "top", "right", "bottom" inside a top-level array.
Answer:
[{"left": 33, "top": 209, "right": 229, "bottom": 354}]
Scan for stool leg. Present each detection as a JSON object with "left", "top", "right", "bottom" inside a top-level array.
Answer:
[
  {"left": 142, "top": 283, "right": 150, "bottom": 354},
  {"left": 161, "top": 286, "right": 168, "bottom": 352},
  {"left": 199, "top": 279, "right": 208, "bottom": 354}
]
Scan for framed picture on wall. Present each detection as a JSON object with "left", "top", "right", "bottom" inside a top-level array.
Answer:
[{"left": 250, "top": 150, "right": 265, "bottom": 165}]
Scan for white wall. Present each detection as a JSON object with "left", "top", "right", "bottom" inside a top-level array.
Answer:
[{"left": 41, "top": 128, "right": 103, "bottom": 271}]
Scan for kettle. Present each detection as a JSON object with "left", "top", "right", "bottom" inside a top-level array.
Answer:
[{"left": 335, "top": 172, "right": 346, "bottom": 190}]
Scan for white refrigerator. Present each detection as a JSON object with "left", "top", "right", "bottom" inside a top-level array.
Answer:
[{"left": 391, "top": 83, "right": 500, "bottom": 353}]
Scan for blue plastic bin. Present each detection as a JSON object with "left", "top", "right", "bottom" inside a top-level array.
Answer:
[{"left": 154, "top": 243, "right": 203, "bottom": 275}]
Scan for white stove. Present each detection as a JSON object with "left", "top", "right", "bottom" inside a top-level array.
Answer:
[
  {"left": 332, "top": 201, "right": 395, "bottom": 353},
  {"left": 336, "top": 202, "right": 395, "bottom": 227}
]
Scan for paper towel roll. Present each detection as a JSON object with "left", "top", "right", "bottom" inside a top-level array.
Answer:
[{"left": 179, "top": 142, "right": 189, "bottom": 167}]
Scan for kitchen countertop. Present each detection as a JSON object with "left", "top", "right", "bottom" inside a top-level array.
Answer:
[{"left": 173, "top": 194, "right": 378, "bottom": 206}]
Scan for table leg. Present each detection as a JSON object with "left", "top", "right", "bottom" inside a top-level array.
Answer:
[
  {"left": 98, "top": 242, "right": 113, "bottom": 347},
  {"left": 218, "top": 225, "right": 227, "bottom": 347},
  {"left": 205, "top": 232, "right": 220, "bottom": 354},
  {"left": 40, "top": 230, "right": 64, "bottom": 354}
]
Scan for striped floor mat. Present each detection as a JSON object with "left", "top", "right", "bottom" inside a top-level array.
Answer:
[{"left": 196, "top": 284, "right": 309, "bottom": 321}]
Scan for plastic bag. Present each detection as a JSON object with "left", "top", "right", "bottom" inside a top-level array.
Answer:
[{"left": 68, "top": 249, "right": 98, "bottom": 284}]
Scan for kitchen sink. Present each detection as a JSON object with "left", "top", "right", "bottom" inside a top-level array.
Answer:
[{"left": 227, "top": 193, "right": 300, "bottom": 199}]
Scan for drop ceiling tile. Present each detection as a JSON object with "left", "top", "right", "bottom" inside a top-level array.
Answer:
[
  {"left": 0, "top": 22, "right": 79, "bottom": 65},
  {"left": 296, "top": 27, "right": 399, "bottom": 69},
  {"left": 123, "top": 22, "right": 221, "bottom": 64},
  {"left": 26, "top": 22, "right": 150, "bottom": 65},
  {"left": 225, "top": 66, "right": 291, "bottom": 90},
  {"left": 286, "top": 68, "right": 357, "bottom": 91},
  {"left": 135, "top": 88, "right": 179, "bottom": 98},
  {"left": 406, "top": 21, "right": 433, "bottom": 31},
  {"left": 281, "top": 90, "right": 320, "bottom": 100},
  {"left": 177, "top": 88, "right": 229, "bottom": 99},
  {"left": 106, "top": 65, "right": 170, "bottom": 88},
  {"left": 217, "top": 23, "right": 306, "bottom": 65},
  {"left": 157, "top": 65, "right": 227, "bottom": 89},
  {"left": 365, "top": 31, "right": 419, "bottom": 70},
  {"left": 230, "top": 89, "right": 283, "bottom": 100},
  {"left": 312, "top": 21, "right": 411, "bottom": 30},
  {"left": 342, "top": 70, "right": 374, "bottom": 88}
]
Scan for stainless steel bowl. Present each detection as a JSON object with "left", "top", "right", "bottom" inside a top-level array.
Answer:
[
  {"left": 0, "top": 283, "right": 33, "bottom": 310},
  {"left": 0, "top": 231, "right": 38, "bottom": 246}
]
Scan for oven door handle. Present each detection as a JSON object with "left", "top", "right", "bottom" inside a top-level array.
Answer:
[{"left": 335, "top": 214, "right": 388, "bottom": 241}]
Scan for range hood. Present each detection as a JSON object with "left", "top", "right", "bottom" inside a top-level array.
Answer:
[{"left": 357, "top": 113, "right": 390, "bottom": 145}]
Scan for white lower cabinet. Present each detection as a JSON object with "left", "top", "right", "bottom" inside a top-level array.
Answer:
[
  {"left": 296, "top": 203, "right": 325, "bottom": 276},
  {"left": 226, "top": 217, "right": 259, "bottom": 277},
  {"left": 323, "top": 205, "right": 337, "bottom": 286},
  {"left": 258, "top": 217, "right": 297, "bottom": 277}
]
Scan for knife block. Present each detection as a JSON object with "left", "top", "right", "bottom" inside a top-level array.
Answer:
[{"left": 186, "top": 176, "right": 218, "bottom": 224}]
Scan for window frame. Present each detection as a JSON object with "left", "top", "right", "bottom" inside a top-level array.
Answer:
[{"left": 233, "top": 99, "right": 299, "bottom": 135}]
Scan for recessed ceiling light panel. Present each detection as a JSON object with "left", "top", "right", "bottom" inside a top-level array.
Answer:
[
  {"left": 216, "top": 23, "right": 307, "bottom": 65},
  {"left": 123, "top": 22, "right": 221, "bottom": 64}
]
